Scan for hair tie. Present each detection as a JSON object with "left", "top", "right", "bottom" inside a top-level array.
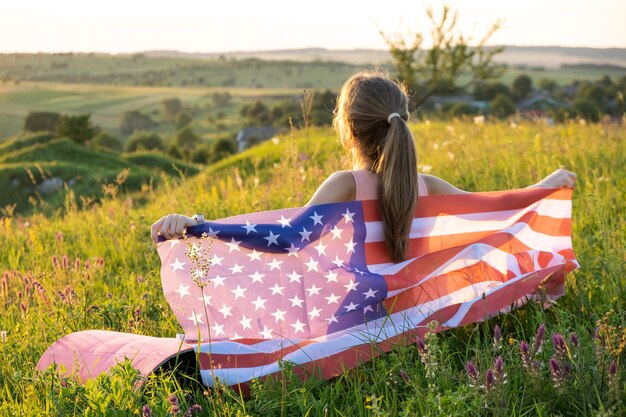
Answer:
[{"left": 387, "top": 113, "right": 401, "bottom": 124}]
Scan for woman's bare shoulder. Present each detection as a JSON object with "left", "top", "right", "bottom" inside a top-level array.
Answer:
[
  {"left": 306, "top": 170, "right": 356, "bottom": 206},
  {"left": 421, "top": 174, "right": 470, "bottom": 195}
]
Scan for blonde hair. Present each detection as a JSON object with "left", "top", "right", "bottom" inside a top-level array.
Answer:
[{"left": 333, "top": 71, "right": 418, "bottom": 262}]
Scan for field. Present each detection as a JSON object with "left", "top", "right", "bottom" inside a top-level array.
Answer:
[{"left": 0, "top": 120, "right": 624, "bottom": 416}]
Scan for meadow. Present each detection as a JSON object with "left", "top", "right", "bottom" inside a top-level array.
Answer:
[{"left": 0, "top": 119, "right": 624, "bottom": 416}]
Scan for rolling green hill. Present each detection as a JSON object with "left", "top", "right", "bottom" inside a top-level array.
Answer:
[{"left": 0, "top": 133, "right": 199, "bottom": 215}]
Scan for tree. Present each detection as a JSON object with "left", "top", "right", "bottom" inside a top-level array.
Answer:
[
  {"left": 490, "top": 94, "right": 516, "bottom": 118},
  {"left": 91, "top": 131, "right": 123, "bottom": 152},
  {"left": 161, "top": 97, "right": 182, "bottom": 122},
  {"left": 512, "top": 74, "right": 533, "bottom": 100},
  {"left": 380, "top": 5, "right": 505, "bottom": 108},
  {"left": 473, "top": 82, "right": 511, "bottom": 101},
  {"left": 448, "top": 102, "right": 478, "bottom": 117},
  {"left": 173, "top": 126, "right": 200, "bottom": 159},
  {"left": 538, "top": 78, "right": 558, "bottom": 93},
  {"left": 212, "top": 92, "right": 232, "bottom": 107},
  {"left": 174, "top": 111, "right": 193, "bottom": 129},
  {"left": 126, "top": 131, "right": 164, "bottom": 152},
  {"left": 572, "top": 99, "right": 600, "bottom": 122},
  {"left": 119, "top": 111, "right": 156, "bottom": 135},
  {"left": 23, "top": 111, "right": 60, "bottom": 132},
  {"left": 56, "top": 114, "right": 99, "bottom": 144},
  {"left": 209, "top": 137, "right": 238, "bottom": 163},
  {"left": 190, "top": 144, "right": 212, "bottom": 164}
]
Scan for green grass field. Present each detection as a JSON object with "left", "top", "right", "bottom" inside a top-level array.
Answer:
[{"left": 0, "top": 120, "right": 624, "bottom": 416}]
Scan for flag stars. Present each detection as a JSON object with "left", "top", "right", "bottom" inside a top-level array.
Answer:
[
  {"left": 285, "top": 243, "right": 300, "bottom": 257},
  {"left": 342, "top": 208, "right": 356, "bottom": 223},
  {"left": 299, "top": 227, "right": 312, "bottom": 242},
  {"left": 289, "top": 294, "right": 304, "bottom": 308},
  {"left": 306, "top": 284, "right": 321, "bottom": 296},
  {"left": 248, "top": 271, "right": 265, "bottom": 283},
  {"left": 327, "top": 314, "right": 339, "bottom": 324},
  {"left": 187, "top": 311, "right": 203, "bottom": 326},
  {"left": 264, "top": 231, "right": 280, "bottom": 246},
  {"left": 287, "top": 271, "right": 302, "bottom": 283},
  {"left": 260, "top": 326, "right": 273, "bottom": 339},
  {"left": 247, "top": 249, "right": 262, "bottom": 262},
  {"left": 242, "top": 220, "right": 257, "bottom": 234},
  {"left": 211, "top": 323, "right": 225, "bottom": 337},
  {"left": 271, "top": 308, "right": 286, "bottom": 322},
  {"left": 267, "top": 258, "right": 283, "bottom": 270},
  {"left": 170, "top": 258, "right": 185, "bottom": 272},
  {"left": 363, "top": 305, "right": 374, "bottom": 313},
  {"left": 308, "top": 306, "right": 322, "bottom": 319},
  {"left": 239, "top": 315, "right": 252, "bottom": 330},
  {"left": 225, "top": 237, "right": 241, "bottom": 252},
  {"left": 228, "top": 264, "right": 244, "bottom": 274},
  {"left": 169, "top": 239, "right": 180, "bottom": 248},
  {"left": 174, "top": 283, "right": 190, "bottom": 299},
  {"left": 230, "top": 284, "right": 247, "bottom": 300},
  {"left": 211, "top": 275, "right": 226, "bottom": 287},
  {"left": 206, "top": 227, "right": 220, "bottom": 238},
  {"left": 197, "top": 294, "right": 212, "bottom": 306},
  {"left": 325, "top": 293, "right": 340, "bottom": 304},
  {"left": 277, "top": 215, "right": 292, "bottom": 228},
  {"left": 314, "top": 241, "right": 327, "bottom": 256},
  {"left": 310, "top": 211, "right": 323, "bottom": 226},
  {"left": 269, "top": 283, "right": 285, "bottom": 295},
  {"left": 210, "top": 254, "right": 223, "bottom": 266},
  {"left": 345, "top": 239, "right": 357, "bottom": 254},
  {"left": 363, "top": 288, "right": 378, "bottom": 299},
  {"left": 251, "top": 296, "right": 267, "bottom": 311},
  {"left": 344, "top": 280, "right": 360, "bottom": 292},
  {"left": 290, "top": 319, "right": 306, "bottom": 334},
  {"left": 330, "top": 225, "right": 343, "bottom": 240},
  {"left": 305, "top": 257, "right": 319, "bottom": 272},
  {"left": 218, "top": 303, "right": 233, "bottom": 318},
  {"left": 324, "top": 270, "right": 338, "bottom": 283},
  {"left": 331, "top": 256, "right": 344, "bottom": 268},
  {"left": 344, "top": 302, "right": 359, "bottom": 312}
]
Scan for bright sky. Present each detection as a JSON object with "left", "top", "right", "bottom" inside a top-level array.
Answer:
[{"left": 1, "top": 0, "right": 624, "bottom": 53}]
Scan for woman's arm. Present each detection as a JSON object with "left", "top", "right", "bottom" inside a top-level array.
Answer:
[{"left": 306, "top": 171, "right": 356, "bottom": 206}]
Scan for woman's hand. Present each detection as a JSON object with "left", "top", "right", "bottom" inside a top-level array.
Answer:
[
  {"left": 532, "top": 169, "right": 577, "bottom": 189},
  {"left": 151, "top": 214, "right": 197, "bottom": 243}
]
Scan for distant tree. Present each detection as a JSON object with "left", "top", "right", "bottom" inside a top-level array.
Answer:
[
  {"left": 472, "top": 82, "right": 511, "bottom": 101},
  {"left": 91, "top": 131, "right": 123, "bottom": 152},
  {"left": 209, "top": 137, "right": 238, "bottom": 163},
  {"left": 166, "top": 143, "right": 183, "bottom": 160},
  {"left": 174, "top": 111, "right": 193, "bottom": 129},
  {"left": 244, "top": 100, "right": 269, "bottom": 124},
  {"left": 572, "top": 99, "right": 601, "bottom": 122},
  {"left": 380, "top": 4, "right": 505, "bottom": 108},
  {"left": 512, "top": 74, "right": 533, "bottom": 100},
  {"left": 161, "top": 97, "right": 182, "bottom": 122},
  {"left": 173, "top": 126, "right": 200, "bottom": 159},
  {"left": 212, "top": 92, "right": 232, "bottom": 107},
  {"left": 190, "top": 144, "right": 212, "bottom": 164},
  {"left": 23, "top": 111, "right": 61, "bottom": 132},
  {"left": 538, "top": 78, "right": 558, "bottom": 93},
  {"left": 56, "top": 114, "right": 99, "bottom": 144},
  {"left": 490, "top": 94, "right": 516, "bottom": 118},
  {"left": 119, "top": 111, "right": 156, "bottom": 135},
  {"left": 576, "top": 83, "right": 605, "bottom": 106},
  {"left": 126, "top": 131, "right": 164, "bottom": 152},
  {"left": 448, "top": 102, "right": 478, "bottom": 117}
]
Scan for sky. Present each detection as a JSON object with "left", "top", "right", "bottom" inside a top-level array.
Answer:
[{"left": 1, "top": 0, "right": 624, "bottom": 53}]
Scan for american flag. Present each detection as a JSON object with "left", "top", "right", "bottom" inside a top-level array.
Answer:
[{"left": 157, "top": 187, "right": 578, "bottom": 387}]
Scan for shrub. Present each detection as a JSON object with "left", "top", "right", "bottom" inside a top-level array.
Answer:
[
  {"left": 512, "top": 74, "right": 533, "bottom": 100},
  {"left": 56, "top": 114, "right": 99, "bottom": 144},
  {"left": 161, "top": 97, "right": 182, "bottom": 122},
  {"left": 119, "top": 111, "right": 156, "bottom": 135},
  {"left": 448, "top": 102, "right": 478, "bottom": 117},
  {"left": 174, "top": 112, "right": 193, "bottom": 129},
  {"left": 572, "top": 99, "right": 601, "bottom": 122},
  {"left": 91, "top": 131, "right": 123, "bottom": 152},
  {"left": 190, "top": 144, "right": 212, "bottom": 164},
  {"left": 126, "top": 131, "right": 164, "bottom": 152},
  {"left": 490, "top": 94, "right": 516, "bottom": 119},
  {"left": 23, "top": 111, "right": 60, "bottom": 132}
]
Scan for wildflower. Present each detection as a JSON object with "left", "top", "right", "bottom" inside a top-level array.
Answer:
[
  {"left": 1, "top": 330, "right": 6, "bottom": 343},
  {"left": 20, "top": 302, "right": 27, "bottom": 314},
  {"left": 493, "top": 325, "right": 502, "bottom": 349},
  {"left": 484, "top": 368, "right": 495, "bottom": 391},
  {"left": 608, "top": 359, "right": 618, "bottom": 388},
  {"left": 533, "top": 323, "right": 546, "bottom": 354},
  {"left": 2, "top": 273, "right": 8, "bottom": 295},
  {"left": 569, "top": 332, "right": 579, "bottom": 348},
  {"left": 168, "top": 394, "right": 180, "bottom": 416},
  {"left": 548, "top": 356, "right": 570, "bottom": 387},
  {"left": 519, "top": 340, "right": 534, "bottom": 371},
  {"left": 493, "top": 356, "right": 506, "bottom": 383},
  {"left": 52, "top": 255, "right": 59, "bottom": 269},
  {"left": 399, "top": 369, "right": 410, "bottom": 383},
  {"left": 466, "top": 360, "right": 479, "bottom": 386},
  {"left": 74, "top": 258, "right": 81, "bottom": 271},
  {"left": 84, "top": 261, "right": 91, "bottom": 270},
  {"left": 56, "top": 232, "right": 63, "bottom": 245},
  {"left": 552, "top": 333, "right": 567, "bottom": 358},
  {"left": 418, "top": 164, "right": 432, "bottom": 173},
  {"left": 142, "top": 405, "right": 152, "bottom": 417},
  {"left": 61, "top": 255, "right": 69, "bottom": 270},
  {"left": 473, "top": 115, "right": 485, "bottom": 125},
  {"left": 183, "top": 404, "right": 203, "bottom": 417}
]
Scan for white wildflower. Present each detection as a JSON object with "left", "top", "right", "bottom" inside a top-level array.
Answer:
[
  {"left": 418, "top": 165, "right": 432, "bottom": 173},
  {"left": 473, "top": 115, "right": 485, "bottom": 125}
]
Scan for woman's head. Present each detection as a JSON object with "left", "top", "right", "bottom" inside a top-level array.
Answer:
[{"left": 333, "top": 71, "right": 419, "bottom": 262}]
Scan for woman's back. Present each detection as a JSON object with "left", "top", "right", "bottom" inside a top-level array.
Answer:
[{"left": 350, "top": 170, "right": 428, "bottom": 200}]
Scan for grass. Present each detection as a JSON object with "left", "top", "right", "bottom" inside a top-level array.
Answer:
[{"left": 0, "top": 119, "right": 624, "bottom": 416}]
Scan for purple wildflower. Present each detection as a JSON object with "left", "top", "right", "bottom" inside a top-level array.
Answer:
[
  {"left": 533, "top": 323, "right": 546, "bottom": 354},
  {"left": 61, "top": 255, "right": 69, "bottom": 270},
  {"left": 56, "top": 232, "right": 63, "bottom": 245},
  {"left": 399, "top": 369, "right": 410, "bottom": 383},
  {"left": 52, "top": 255, "right": 59, "bottom": 269},
  {"left": 183, "top": 404, "right": 203, "bottom": 417},
  {"left": 494, "top": 356, "right": 506, "bottom": 382},
  {"left": 74, "top": 258, "right": 81, "bottom": 271},
  {"left": 569, "top": 332, "right": 579, "bottom": 347},
  {"left": 142, "top": 405, "right": 152, "bottom": 417},
  {"left": 549, "top": 356, "right": 569, "bottom": 387},
  {"left": 609, "top": 359, "right": 617, "bottom": 379},
  {"left": 484, "top": 368, "right": 495, "bottom": 391},
  {"left": 466, "top": 361, "right": 479, "bottom": 386},
  {"left": 493, "top": 325, "right": 502, "bottom": 349},
  {"left": 552, "top": 333, "right": 567, "bottom": 358},
  {"left": 168, "top": 394, "right": 180, "bottom": 416}
]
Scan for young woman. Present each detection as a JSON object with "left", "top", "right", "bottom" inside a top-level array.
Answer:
[{"left": 151, "top": 71, "right": 576, "bottom": 262}]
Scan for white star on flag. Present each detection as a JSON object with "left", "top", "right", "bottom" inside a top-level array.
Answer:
[
  {"left": 170, "top": 258, "right": 185, "bottom": 271},
  {"left": 264, "top": 231, "right": 280, "bottom": 246},
  {"left": 277, "top": 215, "right": 292, "bottom": 228}
]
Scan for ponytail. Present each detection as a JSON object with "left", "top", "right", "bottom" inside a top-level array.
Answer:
[{"left": 374, "top": 117, "right": 418, "bottom": 262}]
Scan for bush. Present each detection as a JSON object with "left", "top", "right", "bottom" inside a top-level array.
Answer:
[
  {"left": 174, "top": 112, "right": 193, "bottom": 129},
  {"left": 172, "top": 126, "right": 200, "bottom": 160},
  {"left": 161, "top": 97, "right": 182, "bottom": 122},
  {"left": 56, "top": 114, "right": 99, "bottom": 144},
  {"left": 448, "top": 102, "right": 478, "bottom": 117},
  {"left": 91, "top": 131, "right": 123, "bottom": 152},
  {"left": 119, "top": 111, "right": 156, "bottom": 135},
  {"left": 23, "top": 111, "right": 60, "bottom": 132},
  {"left": 572, "top": 99, "right": 601, "bottom": 122},
  {"left": 126, "top": 131, "right": 164, "bottom": 152},
  {"left": 473, "top": 82, "right": 511, "bottom": 101},
  {"left": 190, "top": 144, "right": 212, "bottom": 164},
  {"left": 212, "top": 92, "right": 232, "bottom": 107},
  {"left": 490, "top": 94, "right": 516, "bottom": 119},
  {"left": 512, "top": 74, "right": 533, "bottom": 100}
]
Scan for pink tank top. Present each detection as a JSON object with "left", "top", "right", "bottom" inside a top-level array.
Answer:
[{"left": 350, "top": 170, "right": 428, "bottom": 200}]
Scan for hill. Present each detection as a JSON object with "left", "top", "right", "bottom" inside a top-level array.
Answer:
[{"left": 0, "top": 132, "right": 199, "bottom": 215}]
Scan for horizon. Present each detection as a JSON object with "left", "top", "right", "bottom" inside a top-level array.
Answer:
[{"left": 1, "top": 0, "right": 625, "bottom": 54}]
